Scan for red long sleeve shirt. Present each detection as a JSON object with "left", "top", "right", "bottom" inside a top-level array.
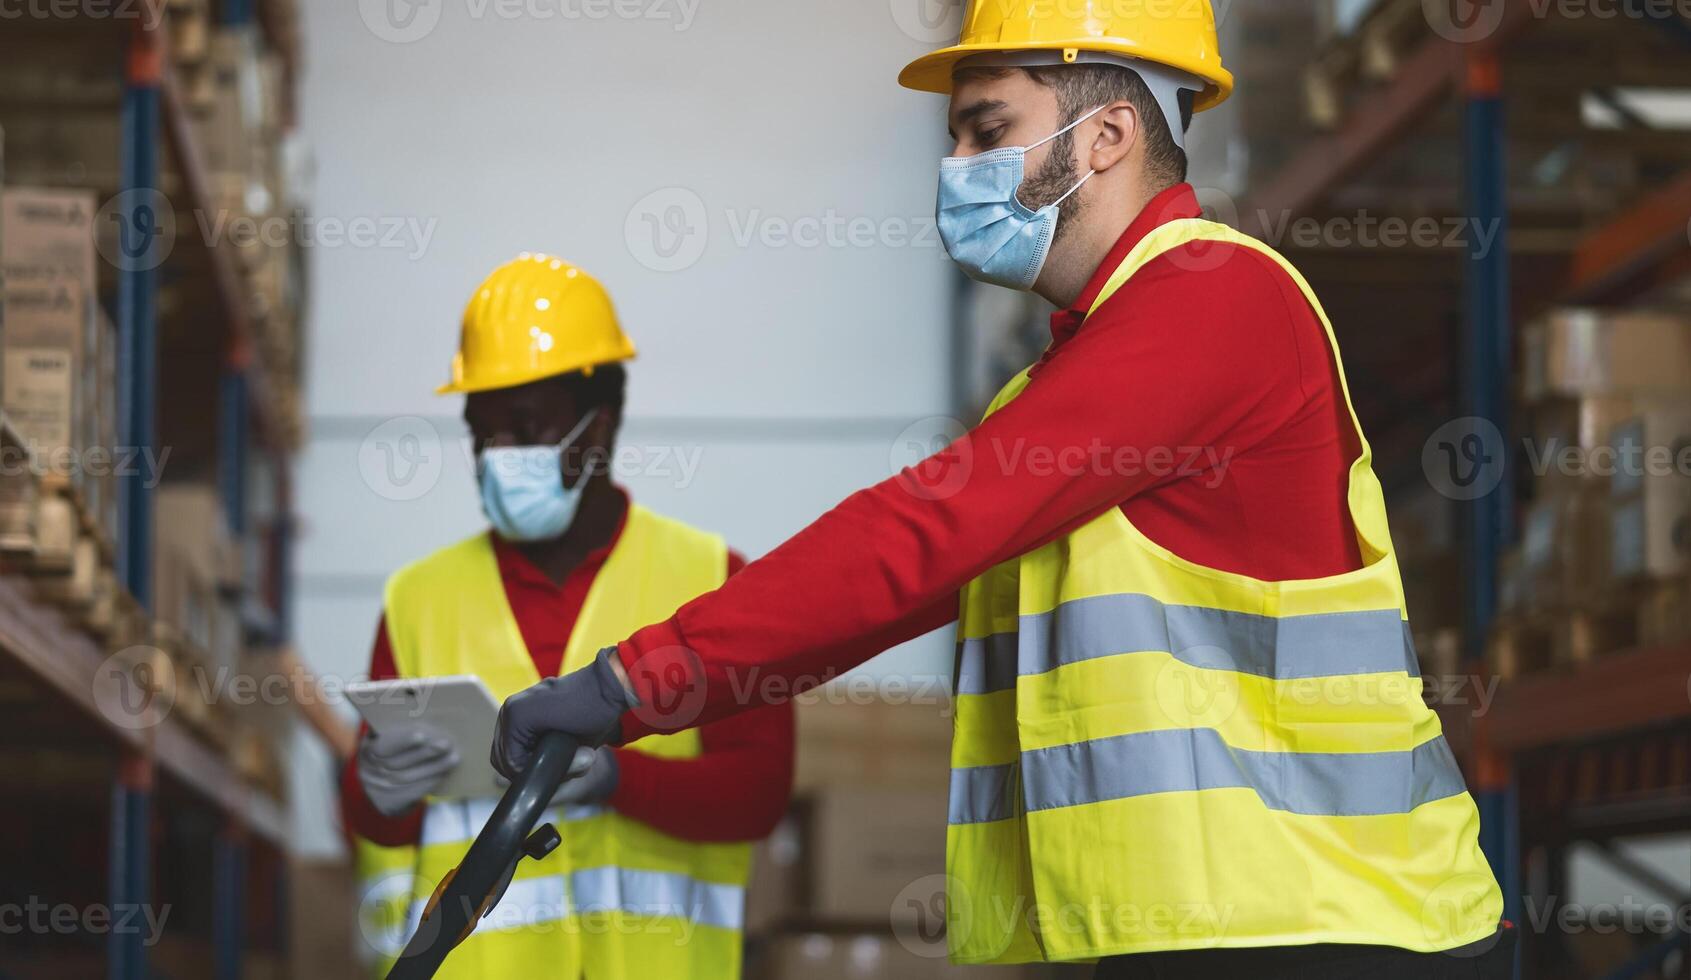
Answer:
[
  {"left": 616, "top": 184, "right": 1365, "bottom": 740},
  {"left": 340, "top": 497, "right": 795, "bottom": 847}
]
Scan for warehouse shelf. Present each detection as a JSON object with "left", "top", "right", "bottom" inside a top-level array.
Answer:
[
  {"left": 1563, "top": 169, "right": 1691, "bottom": 305},
  {"left": 0, "top": 1, "right": 302, "bottom": 977},
  {"left": 156, "top": 61, "right": 288, "bottom": 455},
  {"left": 1240, "top": 5, "right": 1691, "bottom": 978},
  {"left": 1240, "top": 0, "right": 1541, "bottom": 231},
  {"left": 0, "top": 573, "right": 287, "bottom": 847},
  {"left": 1485, "top": 644, "right": 1691, "bottom": 753}
]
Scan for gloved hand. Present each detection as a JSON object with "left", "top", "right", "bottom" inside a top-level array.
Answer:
[
  {"left": 357, "top": 726, "right": 461, "bottom": 817},
  {"left": 552, "top": 746, "right": 619, "bottom": 805},
  {"left": 494, "top": 745, "right": 617, "bottom": 806},
  {"left": 491, "top": 646, "right": 638, "bottom": 781}
]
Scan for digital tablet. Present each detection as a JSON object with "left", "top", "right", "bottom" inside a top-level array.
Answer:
[{"left": 346, "top": 675, "right": 504, "bottom": 801}]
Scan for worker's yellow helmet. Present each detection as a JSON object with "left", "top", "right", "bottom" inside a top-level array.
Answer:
[
  {"left": 438, "top": 254, "right": 636, "bottom": 395},
  {"left": 897, "top": 0, "right": 1234, "bottom": 113}
]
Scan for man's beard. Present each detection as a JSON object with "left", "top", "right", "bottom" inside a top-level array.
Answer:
[{"left": 1015, "top": 129, "right": 1087, "bottom": 246}]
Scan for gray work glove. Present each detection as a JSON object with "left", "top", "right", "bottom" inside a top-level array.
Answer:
[
  {"left": 494, "top": 745, "right": 619, "bottom": 806},
  {"left": 552, "top": 746, "right": 619, "bottom": 806},
  {"left": 491, "top": 647, "right": 637, "bottom": 781},
  {"left": 357, "top": 726, "right": 461, "bottom": 817}
]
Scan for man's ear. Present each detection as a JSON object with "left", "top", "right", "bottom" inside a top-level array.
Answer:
[
  {"left": 1085, "top": 101, "right": 1141, "bottom": 175},
  {"left": 590, "top": 406, "right": 622, "bottom": 449}
]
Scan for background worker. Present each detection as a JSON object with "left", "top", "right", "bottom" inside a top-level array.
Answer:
[
  {"left": 340, "top": 254, "right": 793, "bottom": 979},
  {"left": 492, "top": 5, "right": 1514, "bottom": 978}
]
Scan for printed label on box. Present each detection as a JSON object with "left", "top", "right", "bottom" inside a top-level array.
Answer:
[{"left": 4, "top": 346, "right": 76, "bottom": 451}]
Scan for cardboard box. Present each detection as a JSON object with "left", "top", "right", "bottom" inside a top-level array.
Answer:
[
  {"left": 2, "top": 278, "right": 85, "bottom": 454},
  {"left": 154, "top": 483, "right": 238, "bottom": 659},
  {"left": 1609, "top": 493, "right": 1690, "bottom": 582},
  {"left": 745, "top": 813, "right": 805, "bottom": 935},
  {"left": 1523, "top": 309, "right": 1691, "bottom": 401},
  {"left": 1518, "top": 488, "right": 1610, "bottom": 609},
  {"left": 0, "top": 115, "right": 122, "bottom": 192},
  {"left": 805, "top": 787, "right": 949, "bottom": 926},
  {"left": 1, "top": 186, "right": 97, "bottom": 283},
  {"left": 1525, "top": 394, "right": 1637, "bottom": 493},
  {"left": 1605, "top": 405, "right": 1691, "bottom": 581},
  {"left": 794, "top": 696, "right": 953, "bottom": 793}
]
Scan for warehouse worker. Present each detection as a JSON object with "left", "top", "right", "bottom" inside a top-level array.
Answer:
[
  {"left": 340, "top": 254, "right": 794, "bottom": 979},
  {"left": 493, "top": 5, "right": 1512, "bottom": 978}
]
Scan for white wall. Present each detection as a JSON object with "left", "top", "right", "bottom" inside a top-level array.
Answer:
[{"left": 290, "top": 0, "right": 965, "bottom": 855}]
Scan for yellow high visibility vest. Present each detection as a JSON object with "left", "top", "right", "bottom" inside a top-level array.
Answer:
[
  {"left": 381, "top": 503, "right": 751, "bottom": 979},
  {"left": 948, "top": 219, "right": 1502, "bottom": 964},
  {"left": 354, "top": 838, "right": 418, "bottom": 978}
]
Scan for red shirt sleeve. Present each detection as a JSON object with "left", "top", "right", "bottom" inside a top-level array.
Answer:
[
  {"left": 340, "top": 614, "right": 426, "bottom": 847},
  {"left": 608, "top": 550, "right": 797, "bottom": 841},
  {"left": 616, "top": 244, "right": 1320, "bottom": 740}
]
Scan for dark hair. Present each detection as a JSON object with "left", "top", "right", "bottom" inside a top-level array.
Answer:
[
  {"left": 1022, "top": 63, "right": 1189, "bottom": 190},
  {"left": 553, "top": 362, "right": 627, "bottom": 416}
]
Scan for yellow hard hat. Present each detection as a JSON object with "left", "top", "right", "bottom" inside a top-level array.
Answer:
[
  {"left": 438, "top": 253, "right": 636, "bottom": 395},
  {"left": 898, "top": 0, "right": 1234, "bottom": 113}
]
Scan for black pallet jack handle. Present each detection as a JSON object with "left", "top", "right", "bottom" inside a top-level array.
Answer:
[{"left": 385, "top": 731, "right": 579, "bottom": 980}]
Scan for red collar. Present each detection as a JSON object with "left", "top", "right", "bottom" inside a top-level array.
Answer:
[{"left": 1045, "top": 183, "right": 1203, "bottom": 355}]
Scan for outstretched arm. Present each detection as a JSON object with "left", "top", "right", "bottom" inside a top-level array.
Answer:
[{"left": 492, "top": 247, "right": 1303, "bottom": 776}]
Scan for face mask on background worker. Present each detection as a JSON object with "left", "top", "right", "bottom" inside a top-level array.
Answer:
[
  {"left": 936, "top": 103, "right": 1107, "bottom": 290},
  {"left": 478, "top": 408, "right": 599, "bottom": 542}
]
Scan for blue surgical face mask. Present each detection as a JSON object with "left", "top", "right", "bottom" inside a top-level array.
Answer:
[
  {"left": 936, "top": 104, "right": 1107, "bottom": 291},
  {"left": 478, "top": 409, "right": 600, "bottom": 542}
]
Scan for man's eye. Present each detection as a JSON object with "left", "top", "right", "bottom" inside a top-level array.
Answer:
[{"left": 979, "top": 126, "right": 1007, "bottom": 147}]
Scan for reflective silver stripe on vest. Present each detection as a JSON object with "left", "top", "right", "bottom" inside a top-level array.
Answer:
[
  {"left": 948, "top": 731, "right": 1468, "bottom": 824},
  {"left": 956, "top": 593, "right": 1418, "bottom": 695},
  {"left": 419, "top": 800, "right": 603, "bottom": 848},
  {"left": 570, "top": 866, "right": 745, "bottom": 931},
  {"left": 481, "top": 874, "right": 571, "bottom": 931},
  {"left": 949, "top": 763, "right": 1019, "bottom": 825}
]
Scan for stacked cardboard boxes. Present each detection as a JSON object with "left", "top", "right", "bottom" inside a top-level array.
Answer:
[
  {"left": 153, "top": 482, "right": 244, "bottom": 676},
  {"left": 0, "top": 186, "right": 115, "bottom": 585},
  {"left": 745, "top": 694, "right": 1070, "bottom": 979},
  {"left": 186, "top": 27, "right": 306, "bottom": 452},
  {"left": 1491, "top": 309, "right": 1691, "bottom": 677}
]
